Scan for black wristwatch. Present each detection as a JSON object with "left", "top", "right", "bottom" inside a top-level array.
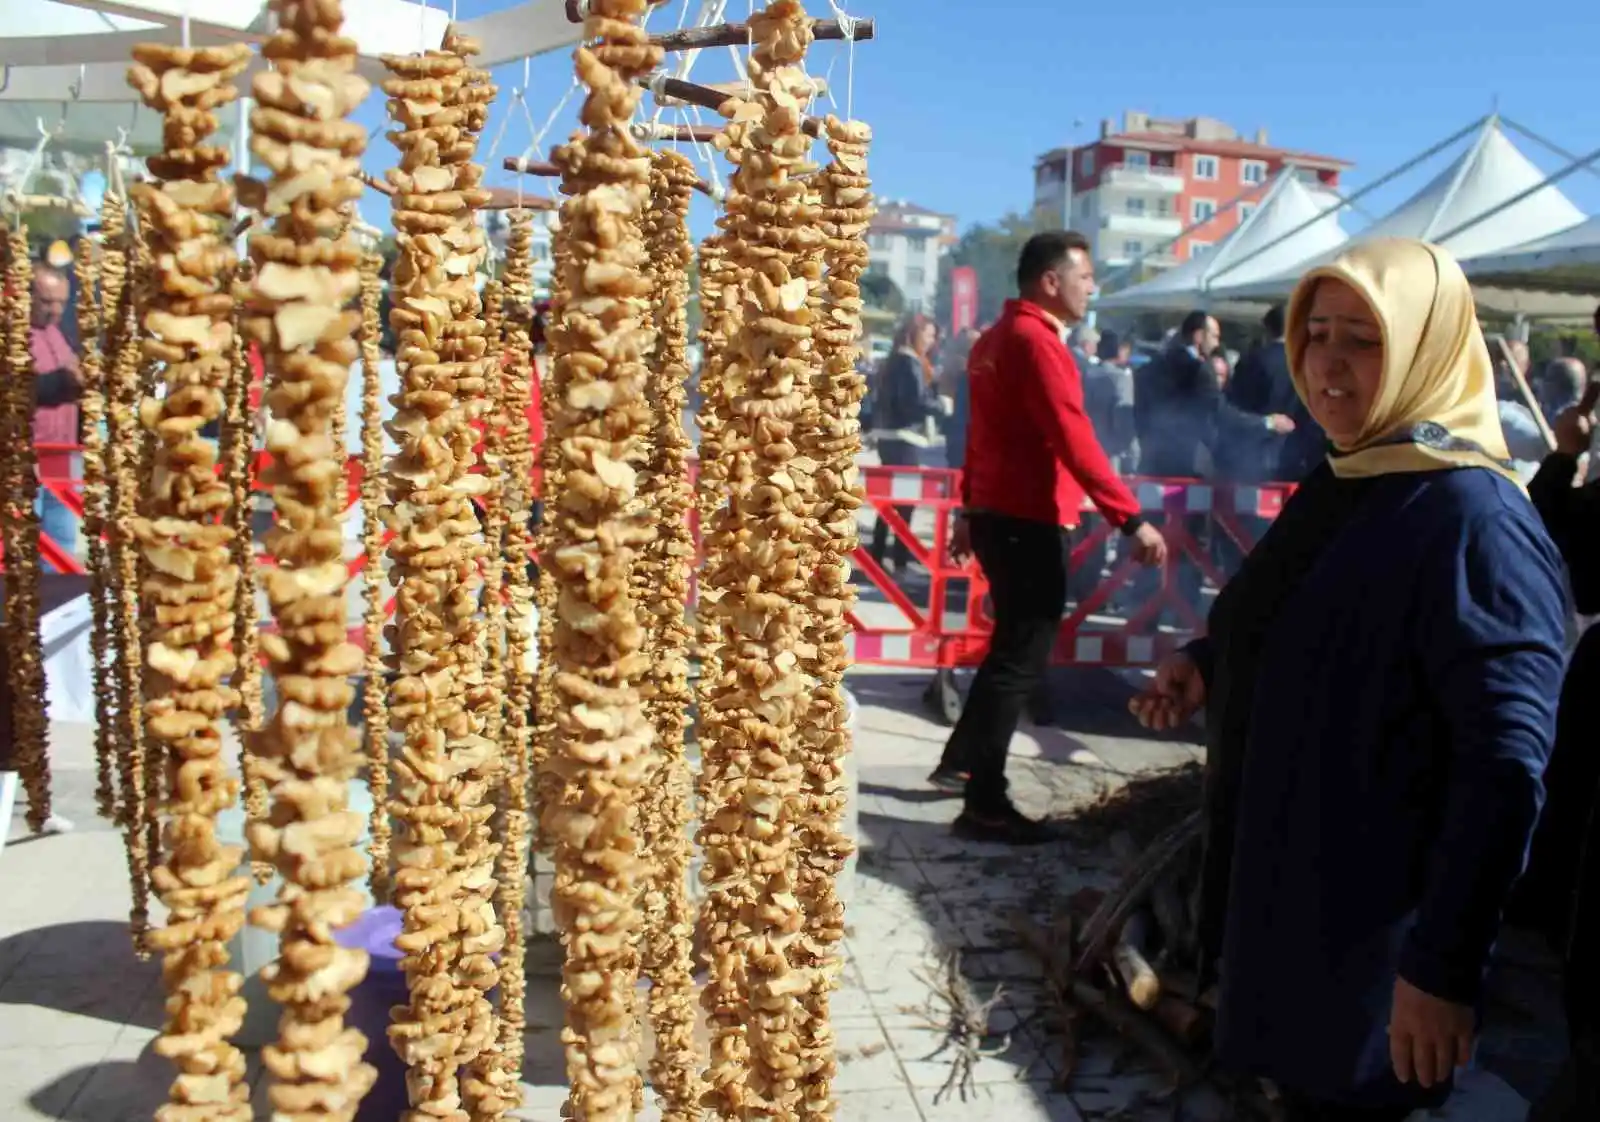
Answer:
[{"left": 1120, "top": 515, "right": 1146, "bottom": 537}]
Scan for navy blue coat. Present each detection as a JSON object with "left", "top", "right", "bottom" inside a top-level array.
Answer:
[{"left": 1190, "top": 465, "right": 1568, "bottom": 1109}]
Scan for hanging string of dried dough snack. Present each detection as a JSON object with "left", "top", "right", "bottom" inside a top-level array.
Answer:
[{"left": 542, "top": 3, "right": 662, "bottom": 1117}]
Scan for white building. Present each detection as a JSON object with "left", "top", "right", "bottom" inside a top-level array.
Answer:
[{"left": 867, "top": 199, "right": 958, "bottom": 315}]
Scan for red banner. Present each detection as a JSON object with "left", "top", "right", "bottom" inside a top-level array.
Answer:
[{"left": 950, "top": 266, "right": 978, "bottom": 333}]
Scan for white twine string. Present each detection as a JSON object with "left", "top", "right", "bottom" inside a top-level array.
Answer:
[
  {"left": 517, "top": 76, "right": 579, "bottom": 169},
  {"left": 828, "top": 0, "right": 859, "bottom": 120},
  {"left": 19, "top": 117, "right": 55, "bottom": 196},
  {"left": 418, "top": 0, "right": 428, "bottom": 52}
]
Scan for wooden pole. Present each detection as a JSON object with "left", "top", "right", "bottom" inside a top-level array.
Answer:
[
  {"left": 639, "top": 75, "right": 825, "bottom": 139},
  {"left": 646, "top": 125, "right": 723, "bottom": 144},
  {"left": 561, "top": 3, "right": 875, "bottom": 48},
  {"left": 501, "top": 157, "right": 562, "bottom": 178},
  {"left": 501, "top": 156, "right": 717, "bottom": 201}
]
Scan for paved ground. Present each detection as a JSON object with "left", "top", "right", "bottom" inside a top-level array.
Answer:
[{"left": 1, "top": 666, "right": 1562, "bottom": 1121}]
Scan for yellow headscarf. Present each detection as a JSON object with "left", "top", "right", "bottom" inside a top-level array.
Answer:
[{"left": 1285, "top": 237, "right": 1519, "bottom": 484}]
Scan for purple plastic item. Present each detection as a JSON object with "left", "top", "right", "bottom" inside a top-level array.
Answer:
[
  {"left": 330, "top": 905, "right": 508, "bottom": 1120},
  {"left": 334, "top": 906, "right": 408, "bottom": 1122}
]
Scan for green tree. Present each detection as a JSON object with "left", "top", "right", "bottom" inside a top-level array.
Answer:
[{"left": 932, "top": 210, "right": 1051, "bottom": 331}]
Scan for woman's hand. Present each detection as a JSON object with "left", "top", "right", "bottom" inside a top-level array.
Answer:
[
  {"left": 1128, "top": 650, "right": 1206, "bottom": 731},
  {"left": 1389, "top": 976, "right": 1474, "bottom": 1089}
]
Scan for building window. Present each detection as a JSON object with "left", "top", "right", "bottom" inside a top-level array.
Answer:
[
  {"left": 1125, "top": 197, "right": 1146, "bottom": 216},
  {"left": 1238, "top": 203, "right": 1256, "bottom": 223},
  {"left": 1153, "top": 197, "right": 1171, "bottom": 217},
  {"left": 1191, "top": 199, "right": 1216, "bottom": 223},
  {"left": 1241, "top": 159, "right": 1267, "bottom": 185},
  {"left": 1124, "top": 149, "right": 1150, "bottom": 170},
  {"left": 905, "top": 266, "right": 925, "bottom": 291},
  {"left": 1123, "top": 239, "right": 1143, "bottom": 258},
  {"left": 1190, "top": 241, "right": 1213, "bottom": 258},
  {"left": 868, "top": 233, "right": 888, "bottom": 250},
  {"left": 1079, "top": 149, "right": 1095, "bottom": 175},
  {"left": 1193, "top": 155, "right": 1219, "bottom": 180}
]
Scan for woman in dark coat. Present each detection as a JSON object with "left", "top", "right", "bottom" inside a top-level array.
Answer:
[
  {"left": 867, "top": 312, "right": 939, "bottom": 570},
  {"left": 1131, "top": 239, "right": 1568, "bottom": 1121}
]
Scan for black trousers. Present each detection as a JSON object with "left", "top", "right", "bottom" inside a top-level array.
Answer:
[
  {"left": 938, "top": 514, "right": 1071, "bottom": 813},
  {"left": 869, "top": 438, "right": 919, "bottom": 570},
  {"left": 1279, "top": 1092, "right": 1413, "bottom": 1122}
]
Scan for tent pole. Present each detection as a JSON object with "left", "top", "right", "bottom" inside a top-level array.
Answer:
[
  {"left": 1501, "top": 117, "right": 1600, "bottom": 191},
  {"left": 1202, "top": 115, "right": 1493, "bottom": 291}
]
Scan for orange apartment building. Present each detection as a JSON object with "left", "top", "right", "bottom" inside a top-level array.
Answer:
[{"left": 1033, "top": 111, "right": 1352, "bottom": 273}]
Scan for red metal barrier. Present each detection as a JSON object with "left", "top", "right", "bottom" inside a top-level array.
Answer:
[
  {"left": 2, "top": 445, "right": 1291, "bottom": 668},
  {"left": 848, "top": 465, "right": 1293, "bottom": 668}
]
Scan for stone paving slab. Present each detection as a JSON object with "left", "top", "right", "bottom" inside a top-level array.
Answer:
[{"left": 2, "top": 671, "right": 1554, "bottom": 1121}]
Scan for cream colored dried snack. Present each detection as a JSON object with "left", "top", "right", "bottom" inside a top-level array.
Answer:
[
  {"left": 696, "top": 3, "right": 826, "bottom": 1118},
  {"left": 0, "top": 225, "right": 51, "bottom": 836},
  {"left": 541, "top": 3, "right": 662, "bottom": 1120},
  {"left": 635, "top": 148, "right": 706, "bottom": 1122},
  {"left": 382, "top": 28, "right": 508, "bottom": 1122},
  {"left": 239, "top": 4, "right": 377, "bottom": 1121},
  {"left": 126, "top": 35, "right": 254, "bottom": 1122},
  {"left": 489, "top": 208, "right": 539, "bottom": 1087},
  {"left": 357, "top": 248, "right": 393, "bottom": 906},
  {"left": 790, "top": 113, "right": 874, "bottom": 1122}
]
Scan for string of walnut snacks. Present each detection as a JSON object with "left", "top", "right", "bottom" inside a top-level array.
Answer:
[
  {"left": 356, "top": 247, "right": 392, "bottom": 905},
  {"left": 791, "top": 113, "right": 873, "bottom": 1122},
  {"left": 491, "top": 207, "right": 539, "bottom": 1086},
  {"left": 237, "top": 2, "right": 378, "bottom": 1118},
  {"left": 1, "top": 221, "right": 53, "bottom": 834},
  {"left": 696, "top": 1, "right": 826, "bottom": 1115},
  {"left": 380, "top": 29, "right": 508, "bottom": 1122},
  {"left": 76, "top": 226, "right": 117, "bottom": 822},
  {"left": 542, "top": 2, "right": 662, "bottom": 1117},
  {"left": 124, "top": 38, "right": 256, "bottom": 1121},
  {"left": 105, "top": 205, "right": 157, "bottom": 949},
  {"left": 637, "top": 147, "right": 706, "bottom": 1122}
]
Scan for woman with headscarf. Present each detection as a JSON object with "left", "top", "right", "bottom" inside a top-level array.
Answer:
[
  {"left": 868, "top": 312, "right": 939, "bottom": 571},
  {"left": 1130, "top": 240, "right": 1568, "bottom": 1122}
]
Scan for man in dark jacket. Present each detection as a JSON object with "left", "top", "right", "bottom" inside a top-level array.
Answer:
[
  {"left": 1527, "top": 372, "right": 1600, "bottom": 1122},
  {"left": 1136, "top": 310, "right": 1220, "bottom": 478},
  {"left": 1226, "top": 304, "right": 1305, "bottom": 481},
  {"left": 1231, "top": 305, "right": 1329, "bottom": 481},
  {"left": 933, "top": 230, "right": 1166, "bottom": 844}
]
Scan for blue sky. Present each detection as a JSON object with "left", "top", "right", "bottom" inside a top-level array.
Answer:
[{"left": 354, "top": 0, "right": 1600, "bottom": 238}]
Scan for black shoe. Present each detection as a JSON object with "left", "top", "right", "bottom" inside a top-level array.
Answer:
[
  {"left": 952, "top": 804, "right": 1058, "bottom": 846},
  {"left": 927, "top": 767, "right": 970, "bottom": 795}
]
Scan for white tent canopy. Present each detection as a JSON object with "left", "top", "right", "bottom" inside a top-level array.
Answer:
[
  {"left": 0, "top": 0, "right": 586, "bottom": 153},
  {"left": 1095, "top": 172, "right": 1348, "bottom": 313},
  {"left": 1462, "top": 217, "right": 1600, "bottom": 319},
  {"left": 1206, "top": 120, "right": 1587, "bottom": 304}
]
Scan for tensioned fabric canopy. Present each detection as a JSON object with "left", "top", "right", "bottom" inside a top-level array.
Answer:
[
  {"left": 1205, "top": 120, "right": 1586, "bottom": 306},
  {"left": 1094, "top": 171, "right": 1348, "bottom": 315}
]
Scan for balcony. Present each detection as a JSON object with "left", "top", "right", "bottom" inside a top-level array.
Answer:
[
  {"left": 1101, "top": 212, "right": 1183, "bottom": 238},
  {"left": 1100, "top": 162, "right": 1186, "bottom": 192},
  {"left": 1098, "top": 249, "right": 1180, "bottom": 270}
]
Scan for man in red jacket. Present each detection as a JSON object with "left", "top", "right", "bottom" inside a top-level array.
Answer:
[{"left": 932, "top": 230, "right": 1167, "bottom": 844}]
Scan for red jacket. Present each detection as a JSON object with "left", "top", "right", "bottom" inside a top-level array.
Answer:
[{"left": 961, "top": 299, "right": 1140, "bottom": 530}]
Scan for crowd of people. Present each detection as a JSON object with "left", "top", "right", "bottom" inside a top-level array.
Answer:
[{"left": 906, "top": 227, "right": 1600, "bottom": 1121}]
